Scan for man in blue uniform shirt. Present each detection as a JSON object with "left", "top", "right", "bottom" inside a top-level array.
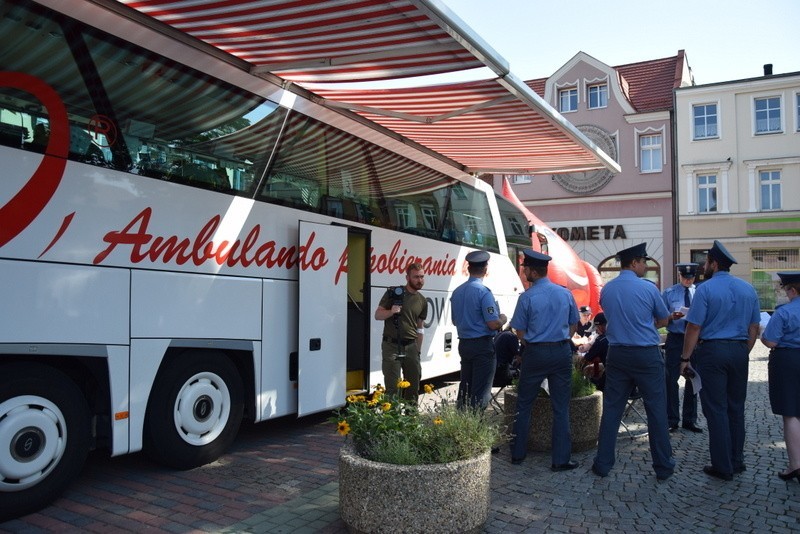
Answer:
[
  {"left": 681, "top": 240, "right": 760, "bottom": 481},
  {"left": 662, "top": 263, "right": 702, "bottom": 433},
  {"left": 591, "top": 242, "right": 675, "bottom": 481},
  {"left": 451, "top": 250, "right": 507, "bottom": 410},
  {"left": 509, "top": 250, "right": 579, "bottom": 470}
]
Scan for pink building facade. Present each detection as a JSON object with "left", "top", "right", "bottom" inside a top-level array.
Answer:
[{"left": 494, "top": 51, "right": 693, "bottom": 288}]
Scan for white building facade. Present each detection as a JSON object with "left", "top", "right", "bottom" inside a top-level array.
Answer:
[{"left": 675, "top": 69, "right": 800, "bottom": 310}]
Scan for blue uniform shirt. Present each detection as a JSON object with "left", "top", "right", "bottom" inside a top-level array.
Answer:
[
  {"left": 451, "top": 277, "right": 501, "bottom": 339},
  {"left": 685, "top": 271, "right": 760, "bottom": 340},
  {"left": 510, "top": 277, "right": 579, "bottom": 343},
  {"left": 763, "top": 299, "right": 800, "bottom": 348},
  {"left": 601, "top": 270, "right": 670, "bottom": 346},
  {"left": 662, "top": 283, "right": 695, "bottom": 334}
]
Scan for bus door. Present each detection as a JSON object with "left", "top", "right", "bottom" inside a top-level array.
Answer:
[
  {"left": 297, "top": 221, "right": 348, "bottom": 415},
  {"left": 344, "top": 227, "right": 370, "bottom": 393}
]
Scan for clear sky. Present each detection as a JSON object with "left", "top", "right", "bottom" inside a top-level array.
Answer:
[{"left": 440, "top": 0, "right": 800, "bottom": 86}]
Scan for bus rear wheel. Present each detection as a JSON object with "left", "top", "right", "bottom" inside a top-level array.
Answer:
[
  {"left": 0, "top": 362, "right": 90, "bottom": 521},
  {"left": 143, "top": 351, "right": 244, "bottom": 470}
]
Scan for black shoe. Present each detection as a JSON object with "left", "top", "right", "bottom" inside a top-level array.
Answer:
[
  {"left": 491, "top": 446, "right": 500, "bottom": 455},
  {"left": 669, "top": 424, "right": 679, "bottom": 433},
  {"left": 511, "top": 456, "right": 525, "bottom": 465},
  {"left": 551, "top": 460, "right": 579, "bottom": 472},
  {"left": 682, "top": 423, "right": 703, "bottom": 433},
  {"left": 777, "top": 468, "right": 800, "bottom": 481},
  {"left": 703, "top": 465, "right": 733, "bottom": 481},
  {"left": 656, "top": 471, "right": 673, "bottom": 481},
  {"left": 734, "top": 465, "right": 746, "bottom": 474},
  {"left": 590, "top": 464, "right": 608, "bottom": 477}
]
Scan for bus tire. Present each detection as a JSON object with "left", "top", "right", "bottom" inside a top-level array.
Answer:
[
  {"left": 143, "top": 351, "right": 244, "bottom": 470},
  {"left": 0, "top": 362, "right": 91, "bottom": 521}
]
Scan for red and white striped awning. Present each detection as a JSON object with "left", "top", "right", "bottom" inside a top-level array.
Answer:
[
  {"left": 115, "top": 0, "right": 619, "bottom": 175},
  {"left": 309, "top": 78, "right": 611, "bottom": 174}
]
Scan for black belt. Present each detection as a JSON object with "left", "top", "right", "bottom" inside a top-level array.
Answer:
[
  {"left": 461, "top": 335, "right": 494, "bottom": 341},
  {"left": 529, "top": 340, "right": 569, "bottom": 346},
  {"left": 383, "top": 336, "right": 416, "bottom": 346},
  {"left": 666, "top": 332, "right": 685, "bottom": 338},
  {"left": 698, "top": 339, "right": 746, "bottom": 344}
]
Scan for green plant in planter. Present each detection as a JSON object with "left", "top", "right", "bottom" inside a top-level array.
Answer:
[
  {"left": 511, "top": 365, "right": 596, "bottom": 399},
  {"left": 570, "top": 365, "right": 597, "bottom": 398},
  {"left": 332, "top": 382, "right": 503, "bottom": 466}
]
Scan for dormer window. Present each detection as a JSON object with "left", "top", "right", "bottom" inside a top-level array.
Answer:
[
  {"left": 588, "top": 84, "right": 608, "bottom": 109},
  {"left": 559, "top": 88, "right": 577, "bottom": 112}
]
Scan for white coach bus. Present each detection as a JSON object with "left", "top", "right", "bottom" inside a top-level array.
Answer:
[{"left": 0, "top": 0, "right": 540, "bottom": 518}]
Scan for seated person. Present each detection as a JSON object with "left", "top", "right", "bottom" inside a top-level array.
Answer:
[
  {"left": 572, "top": 305, "right": 594, "bottom": 350},
  {"left": 493, "top": 327, "right": 521, "bottom": 386},
  {"left": 581, "top": 312, "right": 608, "bottom": 391}
]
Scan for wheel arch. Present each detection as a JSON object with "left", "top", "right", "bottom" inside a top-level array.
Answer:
[
  {"left": 0, "top": 353, "right": 109, "bottom": 449},
  {"left": 155, "top": 344, "right": 256, "bottom": 421}
]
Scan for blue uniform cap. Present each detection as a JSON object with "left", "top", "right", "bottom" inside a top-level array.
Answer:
[
  {"left": 707, "top": 240, "right": 737, "bottom": 266},
  {"left": 522, "top": 249, "right": 551, "bottom": 267},
  {"left": 579, "top": 305, "right": 591, "bottom": 314},
  {"left": 777, "top": 271, "right": 800, "bottom": 286},
  {"left": 676, "top": 262, "right": 698, "bottom": 278},
  {"left": 465, "top": 250, "right": 490, "bottom": 264},
  {"left": 616, "top": 242, "right": 651, "bottom": 262}
]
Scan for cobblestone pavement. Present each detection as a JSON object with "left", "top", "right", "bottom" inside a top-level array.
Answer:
[{"left": 2, "top": 342, "right": 799, "bottom": 533}]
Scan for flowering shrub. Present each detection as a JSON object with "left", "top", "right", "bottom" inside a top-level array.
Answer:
[{"left": 332, "top": 381, "right": 503, "bottom": 465}]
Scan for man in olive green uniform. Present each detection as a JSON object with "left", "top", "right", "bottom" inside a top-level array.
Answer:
[{"left": 375, "top": 262, "right": 428, "bottom": 401}]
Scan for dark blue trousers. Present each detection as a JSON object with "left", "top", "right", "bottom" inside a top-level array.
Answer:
[
  {"left": 593, "top": 345, "right": 675, "bottom": 478},
  {"left": 456, "top": 337, "right": 496, "bottom": 410},
  {"left": 510, "top": 341, "right": 572, "bottom": 465},
  {"left": 695, "top": 340, "right": 749, "bottom": 474},
  {"left": 664, "top": 333, "right": 698, "bottom": 426}
]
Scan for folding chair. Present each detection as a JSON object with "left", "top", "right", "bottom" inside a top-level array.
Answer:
[
  {"left": 620, "top": 386, "right": 649, "bottom": 439},
  {"left": 489, "top": 363, "right": 519, "bottom": 414}
]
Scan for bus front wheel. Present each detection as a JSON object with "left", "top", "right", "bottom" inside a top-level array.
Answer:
[
  {"left": 143, "top": 351, "right": 244, "bottom": 470},
  {"left": 0, "top": 362, "right": 91, "bottom": 521}
]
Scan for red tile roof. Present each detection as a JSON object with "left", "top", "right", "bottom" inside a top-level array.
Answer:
[
  {"left": 616, "top": 51, "right": 685, "bottom": 112},
  {"left": 525, "top": 51, "right": 686, "bottom": 113}
]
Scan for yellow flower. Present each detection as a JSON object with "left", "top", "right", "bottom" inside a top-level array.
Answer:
[
  {"left": 346, "top": 395, "right": 358, "bottom": 404},
  {"left": 423, "top": 384, "right": 435, "bottom": 394},
  {"left": 433, "top": 417, "right": 443, "bottom": 425},
  {"left": 355, "top": 395, "right": 366, "bottom": 403},
  {"left": 397, "top": 379, "right": 411, "bottom": 389},
  {"left": 337, "top": 420, "right": 350, "bottom": 436},
  {"left": 374, "top": 384, "right": 386, "bottom": 393},
  {"left": 367, "top": 398, "right": 378, "bottom": 407},
  {"left": 381, "top": 402, "right": 392, "bottom": 412}
]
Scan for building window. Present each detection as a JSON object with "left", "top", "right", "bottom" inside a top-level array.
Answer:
[
  {"left": 394, "top": 203, "right": 414, "bottom": 228},
  {"left": 697, "top": 174, "right": 717, "bottom": 213},
  {"left": 796, "top": 93, "right": 800, "bottom": 131},
  {"left": 693, "top": 103, "right": 718, "bottom": 139},
  {"left": 639, "top": 134, "right": 662, "bottom": 172},
  {"left": 755, "top": 96, "right": 782, "bottom": 134},
  {"left": 559, "top": 88, "right": 577, "bottom": 112},
  {"left": 690, "top": 249, "right": 708, "bottom": 283},
  {"left": 760, "top": 170, "right": 781, "bottom": 210},
  {"left": 512, "top": 175, "right": 532, "bottom": 184},
  {"left": 421, "top": 205, "right": 438, "bottom": 230},
  {"left": 588, "top": 84, "right": 608, "bottom": 109},
  {"left": 752, "top": 248, "right": 800, "bottom": 310}
]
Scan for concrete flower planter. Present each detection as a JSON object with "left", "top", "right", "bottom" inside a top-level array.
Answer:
[
  {"left": 504, "top": 390, "right": 602, "bottom": 452},
  {"left": 338, "top": 445, "right": 491, "bottom": 533}
]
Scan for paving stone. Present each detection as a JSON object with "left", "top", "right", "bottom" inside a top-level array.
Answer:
[{"left": 3, "top": 342, "right": 800, "bottom": 533}]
